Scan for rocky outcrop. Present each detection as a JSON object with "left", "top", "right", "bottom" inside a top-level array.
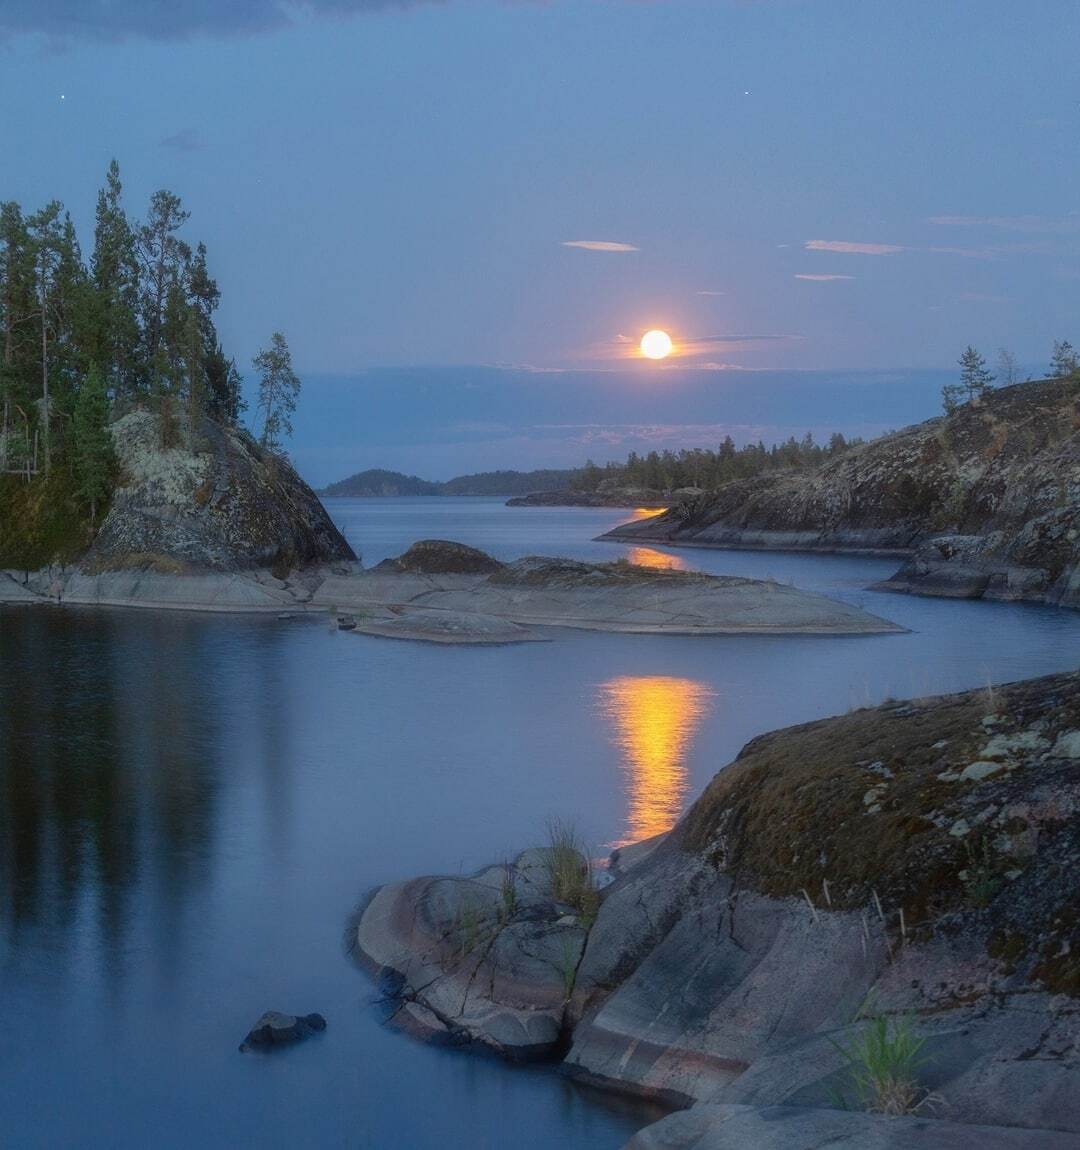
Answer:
[
  {"left": 352, "top": 848, "right": 592, "bottom": 1059},
  {"left": 314, "top": 543, "right": 905, "bottom": 640},
  {"left": 373, "top": 539, "right": 504, "bottom": 575},
  {"left": 351, "top": 671, "right": 1080, "bottom": 1146},
  {"left": 84, "top": 410, "right": 355, "bottom": 574},
  {"left": 0, "top": 534, "right": 903, "bottom": 634},
  {"left": 624, "top": 1105, "right": 1079, "bottom": 1149},
  {"left": 603, "top": 378, "right": 1080, "bottom": 608}
]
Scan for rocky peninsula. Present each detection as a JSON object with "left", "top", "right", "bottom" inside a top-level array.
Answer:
[
  {"left": 603, "top": 377, "right": 1080, "bottom": 609},
  {"left": 0, "top": 416, "right": 901, "bottom": 640},
  {"left": 507, "top": 489, "right": 677, "bottom": 509},
  {"left": 352, "top": 671, "right": 1080, "bottom": 1148}
]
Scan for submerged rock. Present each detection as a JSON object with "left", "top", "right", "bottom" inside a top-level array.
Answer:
[{"left": 239, "top": 1011, "right": 326, "bottom": 1052}]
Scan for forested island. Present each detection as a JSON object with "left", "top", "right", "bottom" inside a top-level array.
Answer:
[
  {"left": 320, "top": 467, "right": 581, "bottom": 498},
  {"left": 0, "top": 162, "right": 300, "bottom": 571}
]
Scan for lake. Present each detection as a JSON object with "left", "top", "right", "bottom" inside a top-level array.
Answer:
[{"left": 2, "top": 497, "right": 1078, "bottom": 1148}]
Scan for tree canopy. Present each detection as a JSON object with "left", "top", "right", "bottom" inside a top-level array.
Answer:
[{"left": 1, "top": 160, "right": 251, "bottom": 513}]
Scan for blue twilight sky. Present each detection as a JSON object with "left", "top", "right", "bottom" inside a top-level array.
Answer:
[{"left": 1, "top": 1, "right": 1078, "bottom": 481}]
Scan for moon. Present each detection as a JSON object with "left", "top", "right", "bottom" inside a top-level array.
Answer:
[{"left": 640, "top": 330, "right": 673, "bottom": 360}]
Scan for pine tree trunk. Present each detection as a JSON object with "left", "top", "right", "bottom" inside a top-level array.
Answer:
[{"left": 41, "top": 304, "right": 50, "bottom": 476}]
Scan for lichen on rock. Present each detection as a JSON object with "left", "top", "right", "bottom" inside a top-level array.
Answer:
[{"left": 83, "top": 410, "right": 355, "bottom": 574}]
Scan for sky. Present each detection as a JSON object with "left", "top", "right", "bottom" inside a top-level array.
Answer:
[{"left": 1, "top": 1, "right": 1078, "bottom": 480}]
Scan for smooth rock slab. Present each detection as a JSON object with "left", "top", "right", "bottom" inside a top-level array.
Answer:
[
  {"left": 622, "top": 1104, "right": 1080, "bottom": 1150},
  {"left": 239, "top": 1011, "right": 327, "bottom": 1052}
]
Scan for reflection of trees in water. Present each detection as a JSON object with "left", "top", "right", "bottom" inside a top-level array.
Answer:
[{"left": 0, "top": 609, "right": 235, "bottom": 984}]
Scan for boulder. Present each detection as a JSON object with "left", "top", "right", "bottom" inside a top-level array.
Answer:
[
  {"left": 353, "top": 850, "right": 592, "bottom": 1061},
  {"left": 240, "top": 1011, "right": 326, "bottom": 1052},
  {"left": 84, "top": 410, "right": 355, "bottom": 575}
]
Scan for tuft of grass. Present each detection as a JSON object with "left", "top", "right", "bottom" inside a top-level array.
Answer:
[
  {"left": 455, "top": 900, "right": 485, "bottom": 959},
  {"left": 544, "top": 819, "right": 600, "bottom": 924},
  {"left": 832, "top": 1011, "right": 934, "bottom": 1116},
  {"left": 961, "top": 836, "right": 1002, "bottom": 909}
]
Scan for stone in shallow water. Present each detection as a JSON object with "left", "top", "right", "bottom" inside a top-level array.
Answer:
[{"left": 240, "top": 1011, "right": 327, "bottom": 1052}]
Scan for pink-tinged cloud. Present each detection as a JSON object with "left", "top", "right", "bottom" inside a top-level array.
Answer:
[
  {"left": 928, "top": 214, "right": 1080, "bottom": 234},
  {"left": 562, "top": 240, "right": 639, "bottom": 252},
  {"left": 805, "top": 240, "right": 904, "bottom": 255},
  {"left": 794, "top": 273, "right": 855, "bottom": 281}
]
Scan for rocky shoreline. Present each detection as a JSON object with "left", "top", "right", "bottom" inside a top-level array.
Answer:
[
  {"left": 351, "top": 672, "right": 1080, "bottom": 1148},
  {"left": 1, "top": 539, "right": 904, "bottom": 642},
  {"left": 602, "top": 378, "right": 1080, "bottom": 610},
  {"left": 507, "top": 489, "right": 676, "bottom": 509}
]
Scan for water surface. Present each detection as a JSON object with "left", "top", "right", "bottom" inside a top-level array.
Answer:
[{"left": 2, "top": 496, "right": 1078, "bottom": 1148}]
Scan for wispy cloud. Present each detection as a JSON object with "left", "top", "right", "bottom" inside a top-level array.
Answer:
[
  {"left": 160, "top": 127, "right": 203, "bottom": 152},
  {"left": 929, "top": 214, "right": 1080, "bottom": 234},
  {"left": 806, "top": 238, "right": 1042, "bottom": 261},
  {"left": 695, "top": 290, "right": 727, "bottom": 296},
  {"left": 583, "top": 332, "right": 802, "bottom": 363},
  {"left": 561, "top": 240, "right": 639, "bottom": 253},
  {"left": 0, "top": 1, "right": 448, "bottom": 42},
  {"left": 805, "top": 240, "right": 904, "bottom": 255},
  {"left": 794, "top": 273, "right": 854, "bottom": 282}
]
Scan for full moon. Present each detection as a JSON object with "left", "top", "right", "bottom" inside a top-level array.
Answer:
[{"left": 640, "top": 329, "right": 673, "bottom": 360}]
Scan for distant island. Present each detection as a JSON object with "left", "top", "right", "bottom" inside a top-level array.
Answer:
[{"left": 319, "top": 467, "right": 582, "bottom": 498}]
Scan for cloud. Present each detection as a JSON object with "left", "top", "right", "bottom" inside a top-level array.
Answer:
[
  {"left": 805, "top": 238, "right": 1044, "bottom": 261},
  {"left": 928, "top": 214, "right": 1080, "bottom": 234},
  {"left": 805, "top": 240, "right": 904, "bottom": 255},
  {"left": 0, "top": 1, "right": 451, "bottom": 42},
  {"left": 160, "top": 127, "right": 203, "bottom": 152},
  {"left": 580, "top": 331, "right": 803, "bottom": 363},
  {"left": 794, "top": 273, "right": 854, "bottom": 281},
  {"left": 695, "top": 290, "right": 727, "bottom": 296},
  {"left": 561, "top": 240, "right": 639, "bottom": 253}
]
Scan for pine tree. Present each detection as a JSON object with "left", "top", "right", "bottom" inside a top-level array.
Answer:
[
  {"left": 73, "top": 364, "right": 114, "bottom": 522},
  {"left": 1049, "top": 340, "right": 1079, "bottom": 379},
  {"left": 253, "top": 331, "right": 300, "bottom": 453},
  {"left": 91, "top": 160, "right": 143, "bottom": 402},
  {"left": 137, "top": 190, "right": 190, "bottom": 396},
  {"left": 0, "top": 202, "right": 37, "bottom": 473},
  {"left": 996, "top": 348, "right": 1020, "bottom": 387},
  {"left": 957, "top": 345, "right": 994, "bottom": 403},
  {"left": 26, "top": 201, "right": 67, "bottom": 474}
]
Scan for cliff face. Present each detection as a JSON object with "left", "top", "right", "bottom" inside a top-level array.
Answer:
[
  {"left": 605, "top": 378, "right": 1080, "bottom": 608},
  {"left": 83, "top": 411, "right": 355, "bottom": 574}
]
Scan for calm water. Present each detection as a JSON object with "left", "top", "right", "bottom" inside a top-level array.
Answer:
[{"left": 2, "top": 497, "right": 1078, "bottom": 1149}]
